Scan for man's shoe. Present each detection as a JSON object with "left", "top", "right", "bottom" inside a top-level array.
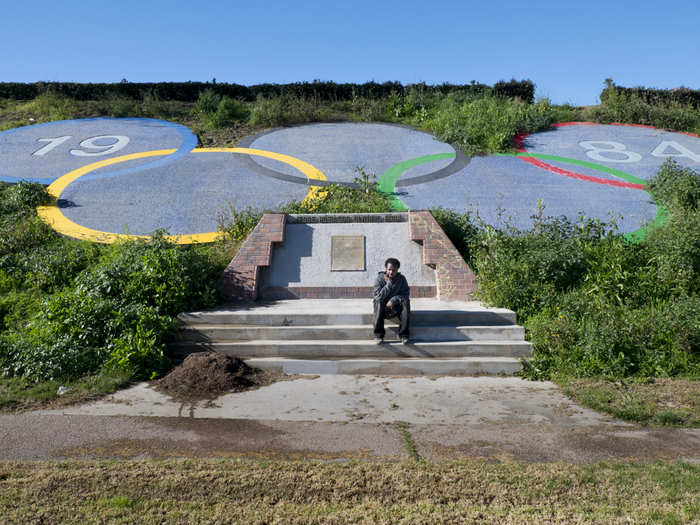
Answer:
[
  {"left": 375, "top": 337, "right": 384, "bottom": 345},
  {"left": 401, "top": 337, "right": 410, "bottom": 345}
]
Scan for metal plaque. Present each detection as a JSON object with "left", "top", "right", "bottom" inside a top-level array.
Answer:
[{"left": 331, "top": 235, "right": 365, "bottom": 271}]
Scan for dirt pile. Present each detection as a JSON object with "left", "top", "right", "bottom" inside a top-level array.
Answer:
[{"left": 155, "top": 352, "right": 271, "bottom": 400}]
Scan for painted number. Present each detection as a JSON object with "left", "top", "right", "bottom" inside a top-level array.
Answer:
[
  {"left": 579, "top": 141, "right": 642, "bottom": 163},
  {"left": 579, "top": 140, "right": 700, "bottom": 164},
  {"left": 70, "top": 135, "right": 130, "bottom": 157},
  {"left": 32, "top": 136, "right": 72, "bottom": 156},
  {"left": 32, "top": 135, "right": 130, "bottom": 157},
  {"left": 650, "top": 141, "right": 700, "bottom": 163}
]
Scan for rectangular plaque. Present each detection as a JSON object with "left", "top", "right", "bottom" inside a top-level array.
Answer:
[{"left": 331, "top": 235, "right": 365, "bottom": 271}]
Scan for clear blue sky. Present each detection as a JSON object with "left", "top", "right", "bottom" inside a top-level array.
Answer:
[{"left": 2, "top": 0, "right": 699, "bottom": 106}]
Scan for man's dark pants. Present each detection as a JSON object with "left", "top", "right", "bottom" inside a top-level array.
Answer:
[{"left": 373, "top": 299, "right": 410, "bottom": 339}]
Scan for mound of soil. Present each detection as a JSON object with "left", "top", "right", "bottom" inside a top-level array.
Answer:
[{"left": 155, "top": 352, "right": 272, "bottom": 400}]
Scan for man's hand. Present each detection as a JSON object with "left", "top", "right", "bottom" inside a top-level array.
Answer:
[
  {"left": 387, "top": 300, "right": 393, "bottom": 308},
  {"left": 384, "top": 271, "right": 393, "bottom": 283}
]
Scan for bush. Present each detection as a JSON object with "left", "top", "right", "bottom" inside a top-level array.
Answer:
[
  {"left": 423, "top": 96, "right": 553, "bottom": 154},
  {"left": 430, "top": 207, "right": 480, "bottom": 267},
  {"left": 525, "top": 296, "right": 700, "bottom": 379},
  {"left": 249, "top": 94, "right": 325, "bottom": 127},
  {"left": 589, "top": 80, "right": 700, "bottom": 132},
  {"left": 217, "top": 205, "right": 263, "bottom": 243},
  {"left": 281, "top": 169, "right": 393, "bottom": 214},
  {"left": 473, "top": 213, "right": 616, "bottom": 319},
  {"left": 1, "top": 233, "right": 221, "bottom": 381},
  {"left": 0, "top": 181, "right": 51, "bottom": 214},
  {"left": 213, "top": 96, "right": 248, "bottom": 126}
]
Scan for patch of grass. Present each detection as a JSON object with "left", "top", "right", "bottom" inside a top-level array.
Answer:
[
  {"left": 0, "top": 369, "right": 132, "bottom": 412},
  {"left": 557, "top": 376, "right": 700, "bottom": 427},
  {"left": 395, "top": 422, "right": 423, "bottom": 462},
  {"left": 0, "top": 459, "right": 697, "bottom": 523}
]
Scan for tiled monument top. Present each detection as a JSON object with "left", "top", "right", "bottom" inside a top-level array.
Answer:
[{"left": 220, "top": 211, "right": 475, "bottom": 302}]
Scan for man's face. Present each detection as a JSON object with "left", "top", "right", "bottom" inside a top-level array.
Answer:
[{"left": 385, "top": 262, "right": 398, "bottom": 278}]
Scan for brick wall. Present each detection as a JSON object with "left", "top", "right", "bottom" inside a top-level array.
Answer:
[
  {"left": 409, "top": 210, "right": 476, "bottom": 300},
  {"left": 219, "top": 213, "right": 285, "bottom": 301}
]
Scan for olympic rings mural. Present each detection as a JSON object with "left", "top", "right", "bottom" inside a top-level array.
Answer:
[{"left": 1, "top": 119, "right": 699, "bottom": 244}]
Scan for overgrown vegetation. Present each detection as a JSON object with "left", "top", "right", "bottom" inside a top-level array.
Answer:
[
  {"left": 587, "top": 79, "right": 700, "bottom": 134},
  {"left": 0, "top": 182, "right": 223, "bottom": 388}
]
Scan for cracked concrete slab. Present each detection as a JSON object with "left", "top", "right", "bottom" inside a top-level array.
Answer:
[{"left": 4, "top": 375, "right": 698, "bottom": 463}]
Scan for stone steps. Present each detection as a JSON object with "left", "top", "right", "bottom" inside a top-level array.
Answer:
[
  {"left": 173, "top": 299, "right": 530, "bottom": 375},
  {"left": 177, "top": 324, "right": 525, "bottom": 342},
  {"left": 177, "top": 307, "right": 516, "bottom": 327},
  {"left": 170, "top": 339, "right": 532, "bottom": 359},
  {"left": 243, "top": 357, "right": 523, "bottom": 376}
]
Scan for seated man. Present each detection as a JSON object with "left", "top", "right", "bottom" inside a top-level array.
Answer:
[{"left": 373, "top": 257, "right": 410, "bottom": 344}]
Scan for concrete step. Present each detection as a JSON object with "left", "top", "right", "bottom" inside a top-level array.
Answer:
[
  {"left": 178, "top": 324, "right": 526, "bottom": 342},
  {"left": 178, "top": 310, "right": 517, "bottom": 327},
  {"left": 169, "top": 339, "right": 532, "bottom": 359},
  {"left": 243, "top": 356, "right": 523, "bottom": 375}
]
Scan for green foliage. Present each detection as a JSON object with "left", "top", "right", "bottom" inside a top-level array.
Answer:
[
  {"left": 194, "top": 88, "right": 221, "bottom": 117},
  {"left": 589, "top": 81, "right": 700, "bottom": 132},
  {"left": 194, "top": 89, "right": 249, "bottom": 129},
  {"left": 249, "top": 94, "right": 328, "bottom": 127},
  {"left": 217, "top": 205, "right": 263, "bottom": 243},
  {"left": 647, "top": 160, "right": 700, "bottom": 213},
  {"left": 1, "top": 231, "right": 220, "bottom": 382},
  {"left": 281, "top": 169, "right": 394, "bottom": 214},
  {"left": 141, "top": 89, "right": 171, "bottom": 118},
  {"left": 214, "top": 96, "right": 248, "bottom": 126},
  {"left": 430, "top": 207, "right": 480, "bottom": 267},
  {"left": 0, "top": 180, "right": 51, "bottom": 214},
  {"left": 422, "top": 96, "right": 553, "bottom": 154},
  {"left": 600, "top": 79, "right": 700, "bottom": 109},
  {"left": 33, "top": 92, "right": 78, "bottom": 121}
]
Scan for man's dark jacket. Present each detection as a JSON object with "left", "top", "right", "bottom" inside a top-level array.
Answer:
[{"left": 373, "top": 272, "right": 410, "bottom": 305}]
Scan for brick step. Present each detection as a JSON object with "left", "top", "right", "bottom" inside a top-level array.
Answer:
[{"left": 178, "top": 324, "right": 525, "bottom": 342}]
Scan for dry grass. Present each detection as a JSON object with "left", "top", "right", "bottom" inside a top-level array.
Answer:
[
  {"left": 559, "top": 377, "right": 700, "bottom": 427},
  {"left": 0, "top": 459, "right": 697, "bottom": 523}
]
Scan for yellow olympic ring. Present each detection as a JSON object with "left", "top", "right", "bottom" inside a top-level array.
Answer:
[{"left": 37, "top": 147, "right": 327, "bottom": 244}]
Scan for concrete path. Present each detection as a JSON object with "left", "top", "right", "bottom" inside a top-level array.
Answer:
[{"left": 3, "top": 376, "right": 699, "bottom": 463}]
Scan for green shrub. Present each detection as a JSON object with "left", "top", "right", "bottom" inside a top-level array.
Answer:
[
  {"left": 430, "top": 207, "right": 480, "bottom": 267},
  {"left": 423, "top": 96, "right": 553, "bottom": 154},
  {"left": 249, "top": 94, "right": 324, "bottom": 127},
  {"left": 588, "top": 81, "right": 700, "bottom": 131},
  {"left": 212, "top": 96, "right": 248, "bottom": 126},
  {"left": 141, "top": 89, "right": 171, "bottom": 119},
  {"left": 473, "top": 214, "right": 616, "bottom": 319},
  {"left": 106, "top": 95, "right": 141, "bottom": 118},
  {"left": 0, "top": 181, "right": 51, "bottom": 214},
  {"left": 1, "top": 233, "right": 220, "bottom": 381},
  {"left": 34, "top": 92, "right": 78, "bottom": 121},
  {"left": 646, "top": 161, "right": 700, "bottom": 295},
  {"left": 217, "top": 205, "right": 263, "bottom": 243},
  {"left": 281, "top": 169, "right": 393, "bottom": 214},
  {"left": 647, "top": 160, "right": 700, "bottom": 213},
  {"left": 525, "top": 296, "right": 700, "bottom": 379}
]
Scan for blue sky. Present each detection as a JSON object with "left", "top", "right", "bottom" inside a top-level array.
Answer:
[{"left": 2, "top": 0, "right": 699, "bottom": 106}]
